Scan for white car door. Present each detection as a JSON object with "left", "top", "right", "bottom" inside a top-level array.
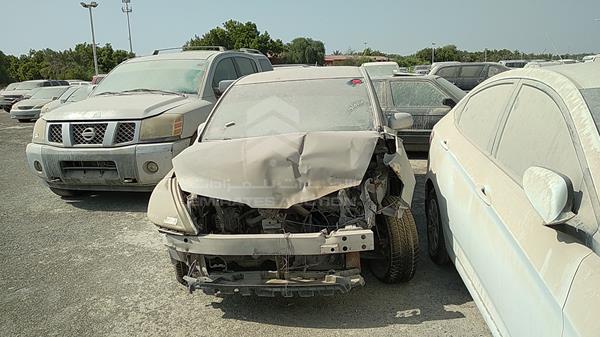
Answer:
[
  {"left": 430, "top": 80, "right": 518, "bottom": 336},
  {"left": 482, "top": 81, "right": 592, "bottom": 336}
]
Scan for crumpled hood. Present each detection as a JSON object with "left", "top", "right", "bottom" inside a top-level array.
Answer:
[
  {"left": 173, "top": 131, "right": 381, "bottom": 209},
  {"left": 13, "top": 98, "right": 52, "bottom": 109},
  {"left": 43, "top": 94, "right": 190, "bottom": 121}
]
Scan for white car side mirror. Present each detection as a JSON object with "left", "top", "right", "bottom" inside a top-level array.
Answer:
[
  {"left": 523, "top": 166, "right": 575, "bottom": 225},
  {"left": 216, "top": 80, "right": 235, "bottom": 96},
  {"left": 388, "top": 112, "right": 413, "bottom": 130}
]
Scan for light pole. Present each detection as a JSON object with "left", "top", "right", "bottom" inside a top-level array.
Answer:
[
  {"left": 122, "top": 0, "right": 133, "bottom": 54},
  {"left": 431, "top": 43, "right": 436, "bottom": 64},
  {"left": 80, "top": 2, "right": 99, "bottom": 75}
]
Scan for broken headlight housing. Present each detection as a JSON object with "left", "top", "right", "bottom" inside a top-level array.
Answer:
[{"left": 140, "top": 113, "right": 183, "bottom": 142}]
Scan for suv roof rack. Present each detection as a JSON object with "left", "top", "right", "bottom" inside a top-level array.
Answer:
[
  {"left": 238, "top": 48, "right": 263, "bottom": 55},
  {"left": 152, "top": 46, "right": 227, "bottom": 55}
]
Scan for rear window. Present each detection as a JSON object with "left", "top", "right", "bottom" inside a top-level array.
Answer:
[
  {"left": 258, "top": 58, "right": 273, "bottom": 71},
  {"left": 581, "top": 88, "right": 600, "bottom": 133}
]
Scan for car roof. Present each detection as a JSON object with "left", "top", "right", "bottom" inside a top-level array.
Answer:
[
  {"left": 22, "top": 79, "right": 51, "bottom": 83},
  {"left": 236, "top": 66, "right": 364, "bottom": 84},
  {"left": 494, "top": 62, "right": 600, "bottom": 90},
  {"left": 127, "top": 50, "right": 269, "bottom": 64}
]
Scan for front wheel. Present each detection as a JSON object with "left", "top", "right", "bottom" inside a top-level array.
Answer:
[
  {"left": 173, "top": 260, "right": 189, "bottom": 286},
  {"left": 369, "top": 196, "right": 419, "bottom": 283},
  {"left": 426, "top": 187, "right": 450, "bottom": 265}
]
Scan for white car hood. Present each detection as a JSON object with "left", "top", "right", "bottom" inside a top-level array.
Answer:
[
  {"left": 13, "top": 98, "right": 53, "bottom": 108},
  {"left": 43, "top": 93, "right": 190, "bottom": 121},
  {"left": 173, "top": 131, "right": 381, "bottom": 209}
]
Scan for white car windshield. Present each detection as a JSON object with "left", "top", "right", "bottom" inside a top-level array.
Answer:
[
  {"left": 16, "top": 82, "right": 43, "bottom": 90},
  {"left": 30, "top": 87, "right": 69, "bottom": 99},
  {"left": 93, "top": 59, "right": 208, "bottom": 96},
  {"left": 203, "top": 78, "right": 375, "bottom": 141}
]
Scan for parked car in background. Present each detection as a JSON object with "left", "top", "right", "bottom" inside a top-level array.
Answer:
[
  {"left": 426, "top": 61, "right": 600, "bottom": 337},
  {"left": 429, "top": 62, "right": 510, "bottom": 91},
  {"left": 26, "top": 48, "right": 273, "bottom": 197},
  {"left": 583, "top": 54, "right": 600, "bottom": 63},
  {"left": 372, "top": 75, "right": 465, "bottom": 151},
  {"left": 0, "top": 80, "right": 63, "bottom": 112},
  {"left": 40, "top": 85, "right": 93, "bottom": 115},
  {"left": 66, "top": 80, "right": 91, "bottom": 86},
  {"left": 413, "top": 64, "right": 431, "bottom": 75},
  {"left": 361, "top": 61, "right": 401, "bottom": 77},
  {"left": 148, "top": 66, "right": 419, "bottom": 296},
  {"left": 499, "top": 60, "right": 529, "bottom": 68},
  {"left": 10, "top": 86, "right": 70, "bottom": 122}
]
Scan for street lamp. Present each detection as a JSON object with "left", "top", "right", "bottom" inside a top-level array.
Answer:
[
  {"left": 122, "top": 0, "right": 133, "bottom": 54},
  {"left": 80, "top": 1, "right": 99, "bottom": 75},
  {"left": 431, "top": 43, "right": 436, "bottom": 64}
]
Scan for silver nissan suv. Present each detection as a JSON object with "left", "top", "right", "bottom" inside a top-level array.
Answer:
[{"left": 26, "top": 47, "right": 272, "bottom": 197}]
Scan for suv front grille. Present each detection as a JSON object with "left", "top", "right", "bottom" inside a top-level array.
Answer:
[
  {"left": 71, "top": 123, "right": 107, "bottom": 145},
  {"left": 60, "top": 160, "right": 117, "bottom": 171},
  {"left": 48, "top": 124, "right": 63, "bottom": 143},
  {"left": 115, "top": 122, "right": 136, "bottom": 144}
]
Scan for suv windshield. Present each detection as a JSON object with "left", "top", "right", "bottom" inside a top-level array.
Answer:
[
  {"left": 16, "top": 82, "right": 43, "bottom": 90},
  {"left": 93, "top": 59, "right": 208, "bottom": 96},
  {"left": 203, "top": 78, "right": 375, "bottom": 141},
  {"left": 31, "top": 87, "right": 68, "bottom": 99},
  {"left": 582, "top": 88, "right": 600, "bottom": 132}
]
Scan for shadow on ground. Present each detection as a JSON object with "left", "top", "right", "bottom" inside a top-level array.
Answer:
[{"left": 64, "top": 191, "right": 151, "bottom": 213}]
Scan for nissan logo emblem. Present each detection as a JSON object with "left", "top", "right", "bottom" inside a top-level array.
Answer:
[{"left": 81, "top": 127, "right": 96, "bottom": 141}]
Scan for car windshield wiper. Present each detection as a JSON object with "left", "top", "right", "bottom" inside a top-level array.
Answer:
[{"left": 120, "top": 88, "right": 185, "bottom": 96}]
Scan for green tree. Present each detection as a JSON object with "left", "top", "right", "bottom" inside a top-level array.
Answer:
[{"left": 284, "top": 38, "right": 326, "bottom": 65}]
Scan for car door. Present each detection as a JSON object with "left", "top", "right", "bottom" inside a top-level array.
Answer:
[
  {"left": 431, "top": 80, "right": 518, "bottom": 336},
  {"left": 388, "top": 79, "right": 451, "bottom": 131},
  {"left": 481, "top": 81, "right": 593, "bottom": 337},
  {"left": 456, "top": 64, "right": 485, "bottom": 91}
]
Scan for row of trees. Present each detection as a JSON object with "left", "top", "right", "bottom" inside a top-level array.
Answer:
[
  {"left": 2, "top": 20, "right": 594, "bottom": 87},
  {"left": 0, "top": 43, "right": 133, "bottom": 86},
  {"left": 335, "top": 44, "right": 593, "bottom": 68},
  {"left": 185, "top": 20, "right": 326, "bottom": 65}
]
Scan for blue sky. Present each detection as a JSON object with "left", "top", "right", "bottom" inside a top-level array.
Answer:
[{"left": 3, "top": 0, "right": 600, "bottom": 56}]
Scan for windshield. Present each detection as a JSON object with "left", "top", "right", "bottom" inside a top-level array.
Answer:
[
  {"left": 582, "top": 88, "right": 600, "bottom": 133},
  {"left": 203, "top": 78, "right": 375, "bottom": 141},
  {"left": 59, "top": 87, "right": 78, "bottom": 99},
  {"left": 93, "top": 59, "right": 208, "bottom": 96},
  {"left": 364, "top": 64, "right": 400, "bottom": 77},
  {"left": 5, "top": 83, "right": 18, "bottom": 91},
  {"left": 16, "top": 82, "right": 43, "bottom": 90},
  {"left": 67, "top": 86, "right": 92, "bottom": 102},
  {"left": 31, "top": 87, "right": 68, "bottom": 99}
]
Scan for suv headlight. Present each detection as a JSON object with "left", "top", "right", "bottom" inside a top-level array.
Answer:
[
  {"left": 32, "top": 118, "right": 47, "bottom": 144},
  {"left": 140, "top": 113, "right": 184, "bottom": 142}
]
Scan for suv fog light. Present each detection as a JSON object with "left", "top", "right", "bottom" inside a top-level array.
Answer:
[
  {"left": 144, "top": 161, "right": 159, "bottom": 174},
  {"left": 34, "top": 161, "right": 43, "bottom": 172}
]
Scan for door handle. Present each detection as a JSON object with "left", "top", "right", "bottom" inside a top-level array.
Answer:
[
  {"left": 477, "top": 185, "right": 491, "bottom": 206},
  {"left": 440, "top": 140, "right": 449, "bottom": 151}
]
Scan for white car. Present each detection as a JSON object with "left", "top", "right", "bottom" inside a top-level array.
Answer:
[
  {"left": 10, "top": 86, "right": 70, "bottom": 122},
  {"left": 426, "top": 62, "right": 600, "bottom": 337},
  {"left": 40, "top": 85, "right": 93, "bottom": 115},
  {"left": 361, "top": 61, "right": 401, "bottom": 77}
]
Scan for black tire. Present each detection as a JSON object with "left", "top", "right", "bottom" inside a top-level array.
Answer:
[
  {"left": 369, "top": 196, "right": 419, "bottom": 283},
  {"left": 17, "top": 119, "right": 31, "bottom": 123},
  {"left": 426, "top": 187, "right": 450, "bottom": 265},
  {"left": 49, "top": 187, "right": 87, "bottom": 198},
  {"left": 173, "top": 260, "right": 189, "bottom": 286},
  {"left": 3, "top": 107, "right": 9, "bottom": 113}
]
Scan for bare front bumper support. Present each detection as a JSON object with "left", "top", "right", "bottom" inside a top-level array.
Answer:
[{"left": 162, "top": 226, "right": 375, "bottom": 256}]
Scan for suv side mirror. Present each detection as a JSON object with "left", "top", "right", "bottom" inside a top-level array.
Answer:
[
  {"left": 387, "top": 112, "right": 413, "bottom": 130},
  {"left": 215, "top": 80, "right": 235, "bottom": 96},
  {"left": 442, "top": 98, "right": 456, "bottom": 108},
  {"left": 523, "top": 166, "right": 576, "bottom": 225}
]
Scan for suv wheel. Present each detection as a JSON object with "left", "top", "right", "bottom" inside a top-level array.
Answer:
[
  {"left": 369, "top": 195, "right": 419, "bottom": 283},
  {"left": 173, "top": 260, "right": 189, "bottom": 286},
  {"left": 426, "top": 187, "right": 450, "bottom": 265}
]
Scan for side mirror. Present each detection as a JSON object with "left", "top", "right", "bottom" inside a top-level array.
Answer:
[
  {"left": 442, "top": 98, "right": 456, "bottom": 108},
  {"left": 523, "top": 167, "right": 576, "bottom": 225},
  {"left": 387, "top": 112, "right": 413, "bottom": 130},
  {"left": 215, "top": 80, "right": 235, "bottom": 96}
]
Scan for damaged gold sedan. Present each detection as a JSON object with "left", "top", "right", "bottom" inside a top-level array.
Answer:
[{"left": 147, "top": 66, "right": 418, "bottom": 297}]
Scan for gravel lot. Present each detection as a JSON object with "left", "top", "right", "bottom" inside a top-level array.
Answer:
[{"left": 0, "top": 112, "right": 491, "bottom": 337}]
